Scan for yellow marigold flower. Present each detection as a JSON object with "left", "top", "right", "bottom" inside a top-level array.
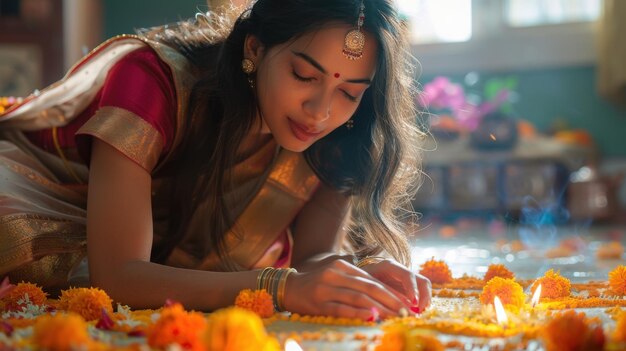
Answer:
[
  {"left": 614, "top": 311, "right": 626, "bottom": 342},
  {"left": 532, "top": 269, "right": 571, "bottom": 299},
  {"left": 375, "top": 323, "right": 444, "bottom": 351},
  {"left": 235, "top": 289, "right": 274, "bottom": 318},
  {"left": 204, "top": 307, "right": 280, "bottom": 351},
  {"left": 541, "top": 310, "right": 605, "bottom": 351},
  {"left": 483, "top": 264, "right": 515, "bottom": 282},
  {"left": 32, "top": 312, "right": 92, "bottom": 351},
  {"left": 609, "top": 265, "right": 626, "bottom": 296},
  {"left": 146, "top": 303, "right": 207, "bottom": 351},
  {"left": 2, "top": 282, "right": 47, "bottom": 308},
  {"left": 419, "top": 257, "right": 453, "bottom": 284},
  {"left": 479, "top": 277, "right": 525, "bottom": 311},
  {"left": 61, "top": 287, "right": 113, "bottom": 321}
]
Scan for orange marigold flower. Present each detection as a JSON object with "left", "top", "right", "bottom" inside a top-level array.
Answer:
[
  {"left": 608, "top": 265, "right": 626, "bottom": 296},
  {"left": 2, "top": 282, "right": 47, "bottom": 309},
  {"left": 479, "top": 277, "right": 525, "bottom": 311},
  {"left": 204, "top": 307, "right": 280, "bottom": 351},
  {"left": 375, "top": 324, "right": 405, "bottom": 351},
  {"left": 419, "top": 257, "right": 453, "bottom": 284},
  {"left": 57, "top": 288, "right": 81, "bottom": 310},
  {"left": 541, "top": 310, "right": 605, "bottom": 351},
  {"left": 483, "top": 264, "right": 515, "bottom": 282},
  {"left": 375, "top": 323, "right": 443, "bottom": 351},
  {"left": 146, "top": 303, "right": 207, "bottom": 351},
  {"left": 614, "top": 311, "right": 626, "bottom": 342},
  {"left": 60, "top": 287, "right": 113, "bottom": 321},
  {"left": 32, "top": 312, "right": 92, "bottom": 351},
  {"left": 235, "top": 289, "right": 274, "bottom": 318},
  {"left": 531, "top": 269, "right": 571, "bottom": 299}
]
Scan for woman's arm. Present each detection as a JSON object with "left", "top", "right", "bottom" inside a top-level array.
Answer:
[
  {"left": 290, "top": 183, "right": 352, "bottom": 270},
  {"left": 88, "top": 140, "right": 411, "bottom": 317},
  {"left": 87, "top": 139, "right": 257, "bottom": 310}
]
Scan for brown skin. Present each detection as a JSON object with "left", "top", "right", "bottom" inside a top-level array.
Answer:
[{"left": 87, "top": 25, "right": 430, "bottom": 318}]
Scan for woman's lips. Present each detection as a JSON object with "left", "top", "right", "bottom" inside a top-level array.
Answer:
[{"left": 288, "top": 118, "right": 322, "bottom": 142}]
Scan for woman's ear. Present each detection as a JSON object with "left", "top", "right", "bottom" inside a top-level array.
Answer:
[{"left": 243, "top": 34, "right": 265, "bottom": 63}]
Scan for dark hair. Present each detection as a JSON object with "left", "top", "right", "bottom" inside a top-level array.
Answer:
[{"left": 146, "top": 0, "right": 423, "bottom": 267}]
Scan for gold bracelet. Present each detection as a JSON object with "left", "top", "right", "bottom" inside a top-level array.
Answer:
[
  {"left": 262, "top": 268, "right": 278, "bottom": 293},
  {"left": 256, "top": 267, "right": 274, "bottom": 291},
  {"left": 277, "top": 268, "right": 296, "bottom": 312},
  {"left": 356, "top": 256, "right": 387, "bottom": 268}
]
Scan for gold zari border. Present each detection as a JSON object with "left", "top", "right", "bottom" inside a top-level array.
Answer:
[{"left": 76, "top": 106, "right": 164, "bottom": 172}]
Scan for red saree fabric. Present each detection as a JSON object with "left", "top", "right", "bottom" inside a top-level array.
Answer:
[{"left": 24, "top": 47, "right": 177, "bottom": 167}]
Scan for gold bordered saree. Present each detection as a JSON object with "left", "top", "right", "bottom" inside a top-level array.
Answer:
[{"left": 0, "top": 36, "right": 320, "bottom": 292}]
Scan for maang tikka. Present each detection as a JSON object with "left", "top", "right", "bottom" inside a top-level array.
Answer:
[{"left": 342, "top": 0, "right": 365, "bottom": 60}]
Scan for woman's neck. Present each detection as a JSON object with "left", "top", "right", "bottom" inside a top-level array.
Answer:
[{"left": 237, "top": 122, "right": 274, "bottom": 160}]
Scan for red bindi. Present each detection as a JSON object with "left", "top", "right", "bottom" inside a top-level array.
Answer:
[{"left": 334, "top": 72, "right": 340, "bottom": 78}]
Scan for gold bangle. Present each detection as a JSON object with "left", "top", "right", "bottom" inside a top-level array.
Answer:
[
  {"left": 256, "top": 267, "right": 274, "bottom": 291},
  {"left": 263, "top": 268, "right": 277, "bottom": 292},
  {"left": 356, "top": 256, "right": 387, "bottom": 268},
  {"left": 277, "top": 268, "right": 296, "bottom": 312}
]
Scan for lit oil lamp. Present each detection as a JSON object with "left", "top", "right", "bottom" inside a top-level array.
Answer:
[
  {"left": 284, "top": 338, "right": 304, "bottom": 351},
  {"left": 493, "top": 296, "right": 508, "bottom": 326},
  {"left": 531, "top": 284, "right": 542, "bottom": 308}
]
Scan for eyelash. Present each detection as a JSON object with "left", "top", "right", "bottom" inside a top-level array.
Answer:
[{"left": 292, "top": 70, "right": 358, "bottom": 102}]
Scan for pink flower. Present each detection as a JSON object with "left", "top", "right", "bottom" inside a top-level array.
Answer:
[{"left": 0, "top": 276, "right": 15, "bottom": 300}]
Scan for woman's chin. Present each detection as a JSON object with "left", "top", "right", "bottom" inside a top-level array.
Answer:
[{"left": 276, "top": 138, "right": 313, "bottom": 153}]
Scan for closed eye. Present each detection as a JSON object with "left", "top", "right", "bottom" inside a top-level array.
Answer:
[
  {"left": 342, "top": 90, "right": 358, "bottom": 102},
  {"left": 292, "top": 70, "right": 314, "bottom": 82}
]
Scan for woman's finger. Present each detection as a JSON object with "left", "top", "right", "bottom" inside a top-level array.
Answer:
[
  {"left": 376, "top": 260, "right": 419, "bottom": 302},
  {"left": 321, "top": 286, "right": 398, "bottom": 318},
  {"left": 321, "top": 301, "right": 373, "bottom": 320},
  {"left": 318, "top": 262, "right": 407, "bottom": 313},
  {"left": 415, "top": 273, "right": 432, "bottom": 312}
]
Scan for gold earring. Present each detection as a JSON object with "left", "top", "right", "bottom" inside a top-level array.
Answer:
[
  {"left": 346, "top": 119, "right": 354, "bottom": 130},
  {"left": 242, "top": 58, "right": 255, "bottom": 74},
  {"left": 242, "top": 58, "right": 256, "bottom": 88}
]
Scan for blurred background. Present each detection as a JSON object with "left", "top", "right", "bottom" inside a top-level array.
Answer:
[{"left": 1, "top": 0, "right": 625, "bottom": 237}]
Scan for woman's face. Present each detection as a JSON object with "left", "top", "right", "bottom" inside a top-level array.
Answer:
[{"left": 245, "top": 24, "right": 378, "bottom": 152}]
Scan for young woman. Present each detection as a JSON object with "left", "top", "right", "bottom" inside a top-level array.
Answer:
[{"left": 0, "top": 0, "right": 430, "bottom": 320}]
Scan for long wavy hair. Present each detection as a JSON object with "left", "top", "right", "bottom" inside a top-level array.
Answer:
[{"left": 143, "top": 0, "right": 424, "bottom": 267}]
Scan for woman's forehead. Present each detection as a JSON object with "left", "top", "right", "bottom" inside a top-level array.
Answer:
[{"left": 272, "top": 25, "right": 378, "bottom": 79}]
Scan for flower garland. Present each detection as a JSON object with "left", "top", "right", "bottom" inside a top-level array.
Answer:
[{"left": 2, "top": 261, "right": 626, "bottom": 350}]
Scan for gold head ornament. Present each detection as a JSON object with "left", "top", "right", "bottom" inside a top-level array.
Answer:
[{"left": 342, "top": 0, "right": 366, "bottom": 60}]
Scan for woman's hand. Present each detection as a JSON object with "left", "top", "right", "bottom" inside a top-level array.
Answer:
[
  {"left": 359, "top": 259, "right": 431, "bottom": 314},
  {"left": 283, "top": 259, "right": 412, "bottom": 320}
]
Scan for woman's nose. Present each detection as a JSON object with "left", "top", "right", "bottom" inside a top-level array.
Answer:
[{"left": 303, "top": 92, "right": 331, "bottom": 121}]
